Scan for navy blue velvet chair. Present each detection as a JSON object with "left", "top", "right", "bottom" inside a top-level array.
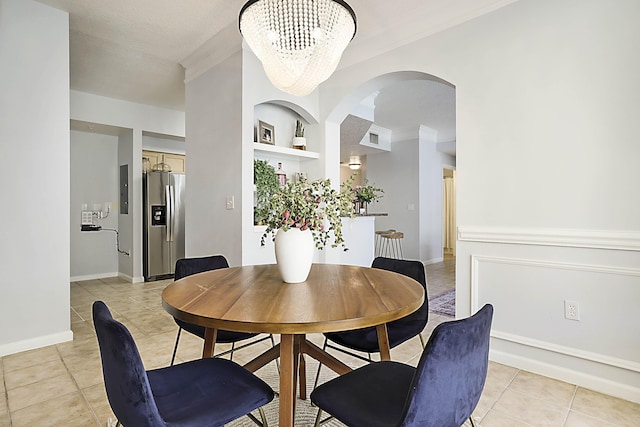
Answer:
[
  {"left": 310, "top": 304, "right": 493, "bottom": 427},
  {"left": 170, "top": 255, "right": 276, "bottom": 366},
  {"left": 313, "top": 257, "right": 428, "bottom": 389},
  {"left": 93, "top": 300, "right": 274, "bottom": 427}
]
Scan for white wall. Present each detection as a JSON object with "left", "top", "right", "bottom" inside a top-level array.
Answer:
[
  {"left": 117, "top": 130, "right": 140, "bottom": 281},
  {"left": 367, "top": 129, "right": 454, "bottom": 264},
  {"left": 70, "top": 131, "right": 119, "bottom": 279},
  {"left": 319, "top": 0, "right": 640, "bottom": 403},
  {"left": 185, "top": 52, "right": 244, "bottom": 265},
  {"left": 71, "top": 91, "right": 185, "bottom": 137},
  {"left": 368, "top": 140, "right": 420, "bottom": 260},
  {"left": 142, "top": 134, "right": 185, "bottom": 154},
  {"left": 0, "top": 0, "right": 72, "bottom": 355}
]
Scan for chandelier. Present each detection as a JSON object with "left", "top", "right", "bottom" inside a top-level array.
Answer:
[{"left": 239, "top": 0, "right": 357, "bottom": 96}]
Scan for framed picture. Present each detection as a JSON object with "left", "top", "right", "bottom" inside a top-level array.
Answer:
[{"left": 258, "top": 120, "right": 275, "bottom": 145}]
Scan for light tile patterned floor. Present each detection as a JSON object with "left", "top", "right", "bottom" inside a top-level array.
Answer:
[{"left": 0, "top": 259, "right": 638, "bottom": 426}]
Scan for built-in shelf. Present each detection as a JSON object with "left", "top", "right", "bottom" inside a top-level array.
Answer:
[{"left": 253, "top": 143, "right": 319, "bottom": 160}]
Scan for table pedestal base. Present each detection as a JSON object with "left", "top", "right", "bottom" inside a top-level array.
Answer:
[
  {"left": 243, "top": 334, "right": 353, "bottom": 427},
  {"left": 201, "top": 325, "right": 392, "bottom": 427}
]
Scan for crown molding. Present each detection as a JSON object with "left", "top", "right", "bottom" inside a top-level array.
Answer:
[{"left": 180, "top": 21, "right": 242, "bottom": 83}]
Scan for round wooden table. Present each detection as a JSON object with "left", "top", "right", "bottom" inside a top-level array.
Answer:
[{"left": 162, "top": 263, "right": 424, "bottom": 427}]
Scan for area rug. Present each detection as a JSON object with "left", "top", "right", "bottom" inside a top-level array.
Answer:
[{"left": 429, "top": 289, "right": 455, "bottom": 317}]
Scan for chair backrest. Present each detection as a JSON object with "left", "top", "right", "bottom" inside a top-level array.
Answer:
[
  {"left": 371, "top": 257, "right": 429, "bottom": 337},
  {"left": 399, "top": 304, "right": 494, "bottom": 427},
  {"left": 93, "top": 301, "right": 165, "bottom": 427},
  {"left": 175, "top": 254, "right": 229, "bottom": 280}
]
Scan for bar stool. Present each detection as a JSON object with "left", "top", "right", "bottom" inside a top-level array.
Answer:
[
  {"left": 375, "top": 229, "right": 395, "bottom": 257},
  {"left": 380, "top": 231, "right": 404, "bottom": 259}
]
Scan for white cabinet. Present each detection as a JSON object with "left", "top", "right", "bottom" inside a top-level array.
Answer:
[{"left": 142, "top": 150, "right": 186, "bottom": 173}]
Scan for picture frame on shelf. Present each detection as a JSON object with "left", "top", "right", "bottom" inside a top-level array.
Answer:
[{"left": 258, "top": 120, "right": 275, "bottom": 145}]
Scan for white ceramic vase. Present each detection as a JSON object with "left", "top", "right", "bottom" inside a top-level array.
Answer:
[{"left": 274, "top": 227, "right": 314, "bottom": 283}]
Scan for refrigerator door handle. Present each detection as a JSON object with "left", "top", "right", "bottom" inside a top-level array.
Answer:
[
  {"left": 169, "top": 185, "right": 175, "bottom": 242},
  {"left": 165, "top": 185, "right": 172, "bottom": 242}
]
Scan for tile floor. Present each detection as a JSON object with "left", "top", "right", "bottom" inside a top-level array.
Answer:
[{"left": 1, "top": 259, "right": 638, "bottom": 426}]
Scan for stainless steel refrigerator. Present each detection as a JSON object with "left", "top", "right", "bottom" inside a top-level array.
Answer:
[{"left": 143, "top": 171, "right": 185, "bottom": 281}]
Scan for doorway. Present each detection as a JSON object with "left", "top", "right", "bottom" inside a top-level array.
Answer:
[{"left": 443, "top": 168, "right": 456, "bottom": 258}]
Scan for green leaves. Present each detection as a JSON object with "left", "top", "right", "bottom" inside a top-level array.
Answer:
[
  {"left": 260, "top": 177, "right": 352, "bottom": 251},
  {"left": 354, "top": 180, "right": 384, "bottom": 204}
]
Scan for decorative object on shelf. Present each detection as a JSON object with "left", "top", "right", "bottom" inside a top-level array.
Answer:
[
  {"left": 353, "top": 179, "right": 384, "bottom": 214},
  {"left": 239, "top": 0, "right": 357, "bottom": 96},
  {"left": 293, "top": 119, "right": 306, "bottom": 150},
  {"left": 258, "top": 120, "right": 275, "bottom": 145},
  {"left": 275, "top": 162, "right": 287, "bottom": 186},
  {"left": 260, "top": 177, "right": 354, "bottom": 282},
  {"left": 295, "top": 172, "right": 308, "bottom": 183},
  {"left": 254, "top": 159, "right": 279, "bottom": 225}
]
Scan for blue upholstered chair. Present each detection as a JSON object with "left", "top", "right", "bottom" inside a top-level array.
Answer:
[
  {"left": 93, "top": 300, "right": 274, "bottom": 427},
  {"left": 170, "top": 255, "right": 276, "bottom": 366},
  {"left": 310, "top": 304, "right": 493, "bottom": 427},
  {"left": 313, "top": 257, "right": 428, "bottom": 389}
]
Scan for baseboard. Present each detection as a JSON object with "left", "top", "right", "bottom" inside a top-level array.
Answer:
[
  {"left": 490, "top": 348, "right": 640, "bottom": 404},
  {"left": 70, "top": 272, "right": 119, "bottom": 282},
  {"left": 0, "top": 330, "right": 73, "bottom": 358},
  {"left": 71, "top": 272, "right": 144, "bottom": 283},
  {"left": 118, "top": 272, "right": 145, "bottom": 283}
]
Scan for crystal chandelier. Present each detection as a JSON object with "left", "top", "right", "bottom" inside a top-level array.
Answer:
[{"left": 239, "top": 0, "right": 357, "bottom": 96}]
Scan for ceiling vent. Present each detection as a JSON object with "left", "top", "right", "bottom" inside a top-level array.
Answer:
[{"left": 369, "top": 133, "right": 379, "bottom": 145}]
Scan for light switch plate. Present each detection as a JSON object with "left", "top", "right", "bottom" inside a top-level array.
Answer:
[{"left": 226, "top": 196, "right": 234, "bottom": 210}]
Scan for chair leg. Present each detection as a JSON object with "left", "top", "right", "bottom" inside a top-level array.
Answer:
[
  {"left": 246, "top": 407, "right": 269, "bottom": 427},
  {"left": 314, "top": 408, "right": 323, "bottom": 427},
  {"left": 469, "top": 416, "right": 477, "bottom": 427},
  {"left": 170, "top": 327, "right": 182, "bottom": 366},
  {"left": 314, "top": 408, "right": 335, "bottom": 426},
  {"left": 299, "top": 353, "right": 307, "bottom": 400},
  {"left": 259, "top": 407, "right": 268, "bottom": 427},
  {"left": 229, "top": 341, "right": 236, "bottom": 361},
  {"left": 418, "top": 332, "right": 426, "bottom": 349},
  {"left": 312, "top": 337, "right": 328, "bottom": 391},
  {"left": 269, "top": 334, "right": 280, "bottom": 373}
]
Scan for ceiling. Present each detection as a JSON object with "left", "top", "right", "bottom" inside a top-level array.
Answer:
[{"left": 36, "top": 0, "right": 516, "bottom": 155}]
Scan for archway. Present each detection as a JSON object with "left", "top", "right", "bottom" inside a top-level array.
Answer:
[
  {"left": 325, "top": 70, "right": 455, "bottom": 257},
  {"left": 324, "top": 70, "right": 457, "bottom": 315}
]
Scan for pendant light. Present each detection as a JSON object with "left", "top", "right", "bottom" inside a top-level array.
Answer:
[
  {"left": 239, "top": 0, "right": 357, "bottom": 96},
  {"left": 348, "top": 155, "right": 361, "bottom": 170}
]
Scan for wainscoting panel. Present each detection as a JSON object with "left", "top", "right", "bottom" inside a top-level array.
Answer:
[{"left": 471, "top": 255, "right": 640, "bottom": 372}]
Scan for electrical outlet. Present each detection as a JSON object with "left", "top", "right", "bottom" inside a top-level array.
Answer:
[
  {"left": 225, "top": 196, "right": 234, "bottom": 210},
  {"left": 564, "top": 300, "right": 580, "bottom": 321}
]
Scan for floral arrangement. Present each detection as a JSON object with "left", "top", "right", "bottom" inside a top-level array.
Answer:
[
  {"left": 260, "top": 177, "right": 354, "bottom": 250},
  {"left": 353, "top": 180, "right": 384, "bottom": 204}
]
